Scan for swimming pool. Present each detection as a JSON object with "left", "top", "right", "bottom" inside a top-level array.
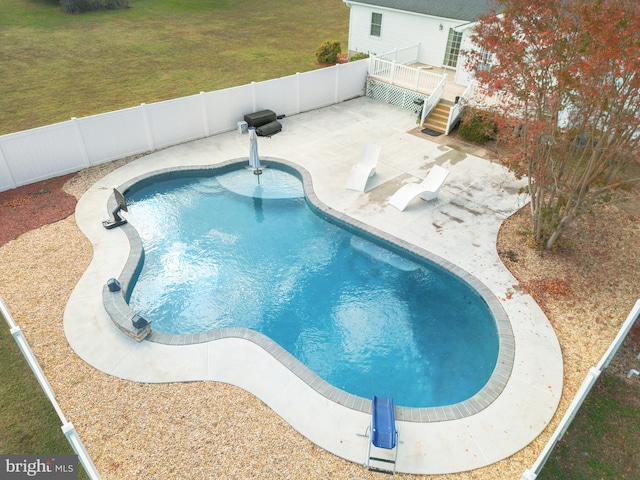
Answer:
[{"left": 121, "top": 163, "right": 502, "bottom": 409}]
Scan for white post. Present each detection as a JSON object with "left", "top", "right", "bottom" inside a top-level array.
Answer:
[
  {"left": 0, "top": 142, "right": 17, "bottom": 191},
  {"left": 199, "top": 92, "right": 210, "bottom": 137},
  {"left": 140, "top": 103, "right": 155, "bottom": 151},
  {"left": 71, "top": 117, "right": 91, "bottom": 167},
  {"left": 334, "top": 64, "right": 340, "bottom": 104},
  {"left": 62, "top": 423, "right": 102, "bottom": 480},
  {"left": 296, "top": 73, "right": 301, "bottom": 114},
  {"left": 251, "top": 81, "right": 257, "bottom": 113}
]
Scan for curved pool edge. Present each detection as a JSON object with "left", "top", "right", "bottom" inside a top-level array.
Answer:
[
  {"left": 103, "top": 158, "right": 514, "bottom": 422},
  {"left": 64, "top": 125, "right": 563, "bottom": 475}
]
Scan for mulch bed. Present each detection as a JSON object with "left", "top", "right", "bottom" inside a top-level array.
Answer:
[{"left": 0, "top": 174, "right": 77, "bottom": 247}]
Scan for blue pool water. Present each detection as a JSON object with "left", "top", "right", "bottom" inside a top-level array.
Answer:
[{"left": 126, "top": 167, "right": 499, "bottom": 408}]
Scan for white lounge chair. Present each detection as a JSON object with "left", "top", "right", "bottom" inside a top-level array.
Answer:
[
  {"left": 388, "top": 164, "right": 449, "bottom": 211},
  {"left": 345, "top": 143, "right": 381, "bottom": 192}
]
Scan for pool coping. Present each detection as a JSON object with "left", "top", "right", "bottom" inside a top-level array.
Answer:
[{"left": 102, "top": 157, "right": 515, "bottom": 423}]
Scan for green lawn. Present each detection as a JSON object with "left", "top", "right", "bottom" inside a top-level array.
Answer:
[
  {"left": 0, "top": 314, "right": 88, "bottom": 479},
  {"left": 0, "top": 0, "right": 349, "bottom": 135},
  {"left": 539, "top": 373, "right": 640, "bottom": 480}
]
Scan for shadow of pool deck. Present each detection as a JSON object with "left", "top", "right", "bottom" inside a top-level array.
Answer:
[{"left": 64, "top": 96, "right": 562, "bottom": 475}]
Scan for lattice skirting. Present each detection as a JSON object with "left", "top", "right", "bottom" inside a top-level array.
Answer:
[{"left": 366, "top": 78, "right": 426, "bottom": 113}]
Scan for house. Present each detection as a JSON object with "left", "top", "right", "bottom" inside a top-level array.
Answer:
[{"left": 343, "top": 0, "right": 498, "bottom": 87}]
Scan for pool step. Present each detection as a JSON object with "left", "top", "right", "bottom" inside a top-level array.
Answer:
[
  {"left": 350, "top": 235, "right": 419, "bottom": 271},
  {"left": 194, "top": 178, "right": 226, "bottom": 195}
]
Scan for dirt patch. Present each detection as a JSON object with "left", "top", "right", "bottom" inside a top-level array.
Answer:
[{"left": 0, "top": 175, "right": 77, "bottom": 247}]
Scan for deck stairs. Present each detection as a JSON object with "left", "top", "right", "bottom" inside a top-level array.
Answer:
[{"left": 422, "top": 100, "right": 453, "bottom": 134}]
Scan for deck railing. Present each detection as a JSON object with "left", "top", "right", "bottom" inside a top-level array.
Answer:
[
  {"left": 374, "top": 44, "right": 420, "bottom": 64},
  {"left": 445, "top": 81, "right": 476, "bottom": 135},
  {"left": 369, "top": 56, "right": 446, "bottom": 96},
  {"left": 420, "top": 75, "right": 447, "bottom": 124}
]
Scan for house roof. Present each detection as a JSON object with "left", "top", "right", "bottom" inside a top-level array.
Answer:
[{"left": 347, "top": 0, "right": 499, "bottom": 22}]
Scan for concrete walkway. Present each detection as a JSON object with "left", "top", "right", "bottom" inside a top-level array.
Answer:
[{"left": 64, "top": 96, "right": 562, "bottom": 475}]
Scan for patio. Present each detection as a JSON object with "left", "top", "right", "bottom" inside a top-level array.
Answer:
[{"left": 63, "top": 96, "right": 562, "bottom": 475}]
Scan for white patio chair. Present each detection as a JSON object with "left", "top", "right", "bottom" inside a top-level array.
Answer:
[
  {"left": 346, "top": 143, "right": 381, "bottom": 192},
  {"left": 388, "top": 164, "right": 449, "bottom": 211}
]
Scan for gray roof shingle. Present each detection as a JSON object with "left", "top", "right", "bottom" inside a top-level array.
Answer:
[{"left": 347, "top": 0, "right": 499, "bottom": 22}]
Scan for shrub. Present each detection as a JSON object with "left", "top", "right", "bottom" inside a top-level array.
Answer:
[
  {"left": 314, "top": 40, "right": 341, "bottom": 64},
  {"left": 458, "top": 108, "right": 498, "bottom": 144},
  {"left": 60, "top": 0, "right": 129, "bottom": 14},
  {"left": 348, "top": 52, "right": 369, "bottom": 62}
]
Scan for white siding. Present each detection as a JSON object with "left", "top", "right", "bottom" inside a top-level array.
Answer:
[{"left": 346, "top": 4, "right": 466, "bottom": 67}]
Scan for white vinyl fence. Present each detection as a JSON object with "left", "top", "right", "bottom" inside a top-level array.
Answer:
[
  {"left": 0, "top": 296, "right": 102, "bottom": 479},
  {"left": 0, "top": 60, "right": 369, "bottom": 193},
  {"left": 521, "top": 299, "right": 640, "bottom": 479}
]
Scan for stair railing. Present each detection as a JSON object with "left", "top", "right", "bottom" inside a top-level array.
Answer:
[
  {"left": 445, "top": 81, "right": 476, "bottom": 135},
  {"left": 420, "top": 74, "right": 447, "bottom": 125}
]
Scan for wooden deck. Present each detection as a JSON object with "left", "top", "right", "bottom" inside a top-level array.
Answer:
[{"left": 369, "top": 57, "right": 468, "bottom": 103}]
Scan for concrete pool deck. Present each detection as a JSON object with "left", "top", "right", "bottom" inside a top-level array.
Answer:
[{"left": 64, "top": 96, "right": 562, "bottom": 475}]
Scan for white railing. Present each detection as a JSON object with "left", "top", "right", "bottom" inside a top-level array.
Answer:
[
  {"left": 368, "top": 57, "right": 446, "bottom": 96},
  {"left": 521, "top": 299, "right": 640, "bottom": 480},
  {"left": 0, "top": 296, "right": 103, "bottom": 479},
  {"left": 469, "top": 87, "right": 518, "bottom": 110},
  {"left": 374, "top": 44, "right": 420, "bottom": 64},
  {"left": 420, "top": 75, "right": 447, "bottom": 124},
  {"left": 445, "top": 81, "right": 476, "bottom": 135},
  {"left": 0, "top": 60, "right": 369, "bottom": 193}
]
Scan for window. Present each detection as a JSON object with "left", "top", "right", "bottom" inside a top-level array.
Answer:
[
  {"left": 370, "top": 12, "right": 382, "bottom": 37},
  {"left": 443, "top": 28, "right": 463, "bottom": 68},
  {"left": 477, "top": 49, "right": 493, "bottom": 71}
]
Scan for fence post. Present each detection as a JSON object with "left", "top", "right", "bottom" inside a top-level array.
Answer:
[
  {"left": 334, "top": 64, "right": 340, "bottom": 104},
  {"left": 62, "top": 423, "right": 102, "bottom": 480},
  {"left": 296, "top": 73, "right": 301, "bottom": 114},
  {"left": 140, "top": 103, "right": 155, "bottom": 151},
  {"left": 199, "top": 92, "right": 210, "bottom": 137},
  {"left": 71, "top": 117, "right": 91, "bottom": 168},
  {"left": 0, "top": 142, "right": 17, "bottom": 190},
  {"left": 251, "top": 81, "right": 257, "bottom": 113}
]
